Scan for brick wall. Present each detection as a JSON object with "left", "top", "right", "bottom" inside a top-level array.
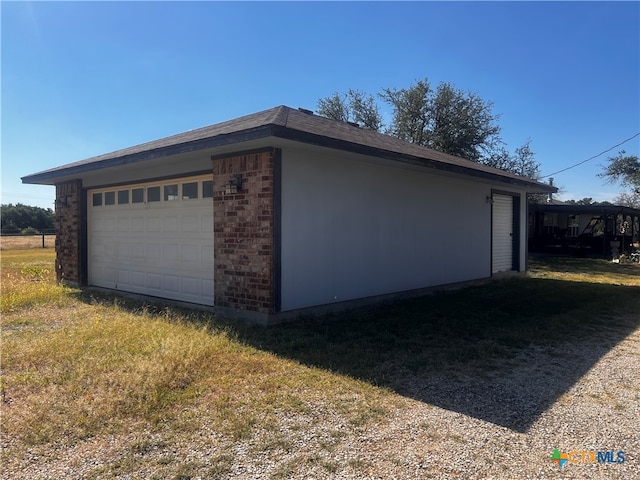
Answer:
[
  {"left": 213, "top": 148, "right": 279, "bottom": 313},
  {"left": 54, "top": 180, "right": 83, "bottom": 286}
]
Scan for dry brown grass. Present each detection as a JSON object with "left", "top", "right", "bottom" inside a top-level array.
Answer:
[
  {"left": 1, "top": 249, "right": 394, "bottom": 479},
  {"left": 0, "top": 235, "right": 56, "bottom": 250},
  {"left": 0, "top": 248, "right": 70, "bottom": 314}
]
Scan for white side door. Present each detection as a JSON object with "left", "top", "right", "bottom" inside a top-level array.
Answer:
[{"left": 492, "top": 193, "right": 514, "bottom": 274}]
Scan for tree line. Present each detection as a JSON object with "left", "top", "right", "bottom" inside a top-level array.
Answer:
[{"left": 1, "top": 204, "right": 55, "bottom": 234}]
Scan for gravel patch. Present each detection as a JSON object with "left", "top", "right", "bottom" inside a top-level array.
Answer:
[{"left": 2, "top": 324, "right": 638, "bottom": 479}]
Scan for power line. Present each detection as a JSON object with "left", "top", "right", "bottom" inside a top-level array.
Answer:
[{"left": 541, "top": 132, "right": 640, "bottom": 178}]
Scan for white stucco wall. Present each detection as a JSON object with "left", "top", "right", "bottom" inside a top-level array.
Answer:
[{"left": 280, "top": 146, "right": 525, "bottom": 311}]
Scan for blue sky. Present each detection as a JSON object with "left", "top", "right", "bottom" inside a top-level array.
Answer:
[{"left": 2, "top": 1, "right": 639, "bottom": 209}]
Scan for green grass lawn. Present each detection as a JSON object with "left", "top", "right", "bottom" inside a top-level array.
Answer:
[{"left": 1, "top": 249, "right": 638, "bottom": 478}]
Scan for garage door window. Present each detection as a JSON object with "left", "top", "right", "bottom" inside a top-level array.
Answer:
[
  {"left": 203, "top": 180, "right": 213, "bottom": 198},
  {"left": 164, "top": 184, "right": 179, "bottom": 201},
  {"left": 90, "top": 176, "right": 213, "bottom": 206},
  {"left": 148, "top": 186, "right": 161, "bottom": 202},
  {"left": 132, "top": 188, "right": 144, "bottom": 203},
  {"left": 182, "top": 182, "right": 198, "bottom": 199},
  {"left": 118, "top": 190, "right": 129, "bottom": 204}
]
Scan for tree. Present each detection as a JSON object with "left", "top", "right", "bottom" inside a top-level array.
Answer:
[
  {"left": 380, "top": 80, "right": 502, "bottom": 162},
  {"left": 317, "top": 78, "right": 540, "bottom": 179},
  {"left": 599, "top": 151, "right": 640, "bottom": 194},
  {"left": 1, "top": 203, "right": 55, "bottom": 233},
  {"left": 483, "top": 146, "right": 514, "bottom": 172},
  {"left": 428, "top": 83, "right": 501, "bottom": 162},
  {"left": 316, "top": 92, "right": 349, "bottom": 123},
  {"left": 348, "top": 90, "right": 384, "bottom": 131},
  {"left": 483, "top": 140, "right": 540, "bottom": 180},
  {"left": 316, "top": 89, "right": 383, "bottom": 131},
  {"left": 380, "top": 79, "right": 432, "bottom": 145},
  {"left": 511, "top": 141, "right": 541, "bottom": 179},
  {"left": 614, "top": 191, "right": 640, "bottom": 209}
]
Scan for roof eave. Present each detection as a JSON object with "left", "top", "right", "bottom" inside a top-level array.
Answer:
[
  {"left": 271, "top": 126, "right": 557, "bottom": 193},
  {"left": 21, "top": 125, "right": 277, "bottom": 185}
]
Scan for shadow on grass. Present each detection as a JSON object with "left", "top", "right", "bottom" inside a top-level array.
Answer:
[
  {"left": 225, "top": 277, "right": 640, "bottom": 433},
  {"left": 76, "top": 272, "right": 639, "bottom": 434}
]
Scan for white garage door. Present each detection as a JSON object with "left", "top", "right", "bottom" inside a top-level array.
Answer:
[
  {"left": 492, "top": 193, "right": 514, "bottom": 274},
  {"left": 88, "top": 175, "right": 215, "bottom": 305}
]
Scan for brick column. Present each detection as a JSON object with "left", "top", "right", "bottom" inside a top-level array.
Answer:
[
  {"left": 212, "top": 148, "right": 279, "bottom": 314},
  {"left": 54, "top": 180, "right": 83, "bottom": 286}
]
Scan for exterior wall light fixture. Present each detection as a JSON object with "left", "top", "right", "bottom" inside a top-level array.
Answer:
[
  {"left": 225, "top": 174, "right": 243, "bottom": 195},
  {"left": 55, "top": 195, "right": 69, "bottom": 207}
]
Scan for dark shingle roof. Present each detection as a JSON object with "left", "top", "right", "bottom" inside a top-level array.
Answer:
[{"left": 22, "top": 105, "right": 556, "bottom": 192}]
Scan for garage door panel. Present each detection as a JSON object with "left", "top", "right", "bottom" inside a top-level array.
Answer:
[
  {"left": 181, "top": 215, "right": 199, "bottom": 232},
  {"left": 93, "top": 217, "right": 113, "bottom": 233},
  {"left": 163, "top": 244, "right": 179, "bottom": 262},
  {"left": 88, "top": 178, "right": 214, "bottom": 306},
  {"left": 202, "top": 215, "right": 213, "bottom": 233},
  {"left": 103, "top": 243, "right": 116, "bottom": 257},
  {"left": 147, "top": 272, "right": 162, "bottom": 290},
  {"left": 94, "top": 266, "right": 116, "bottom": 286},
  {"left": 202, "top": 279, "right": 214, "bottom": 297},
  {"left": 131, "top": 216, "right": 146, "bottom": 232},
  {"left": 117, "top": 218, "right": 130, "bottom": 232},
  {"left": 163, "top": 216, "right": 179, "bottom": 232},
  {"left": 104, "top": 217, "right": 116, "bottom": 233},
  {"left": 202, "top": 246, "right": 214, "bottom": 265},
  {"left": 131, "top": 244, "right": 145, "bottom": 259},
  {"left": 117, "top": 242, "right": 130, "bottom": 259},
  {"left": 131, "top": 271, "right": 145, "bottom": 287},
  {"left": 182, "top": 276, "right": 201, "bottom": 296},
  {"left": 163, "top": 274, "right": 180, "bottom": 293},
  {"left": 147, "top": 244, "right": 162, "bottom": 260},
  {"left": 181, "top": 245, "right": 200, "bottom": 263},
  {"left": 118, "top": 270, "right": 130, "bottom": 286},
  {"left": 147, "top": 217, "right": 161, "bottom": 232}
]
